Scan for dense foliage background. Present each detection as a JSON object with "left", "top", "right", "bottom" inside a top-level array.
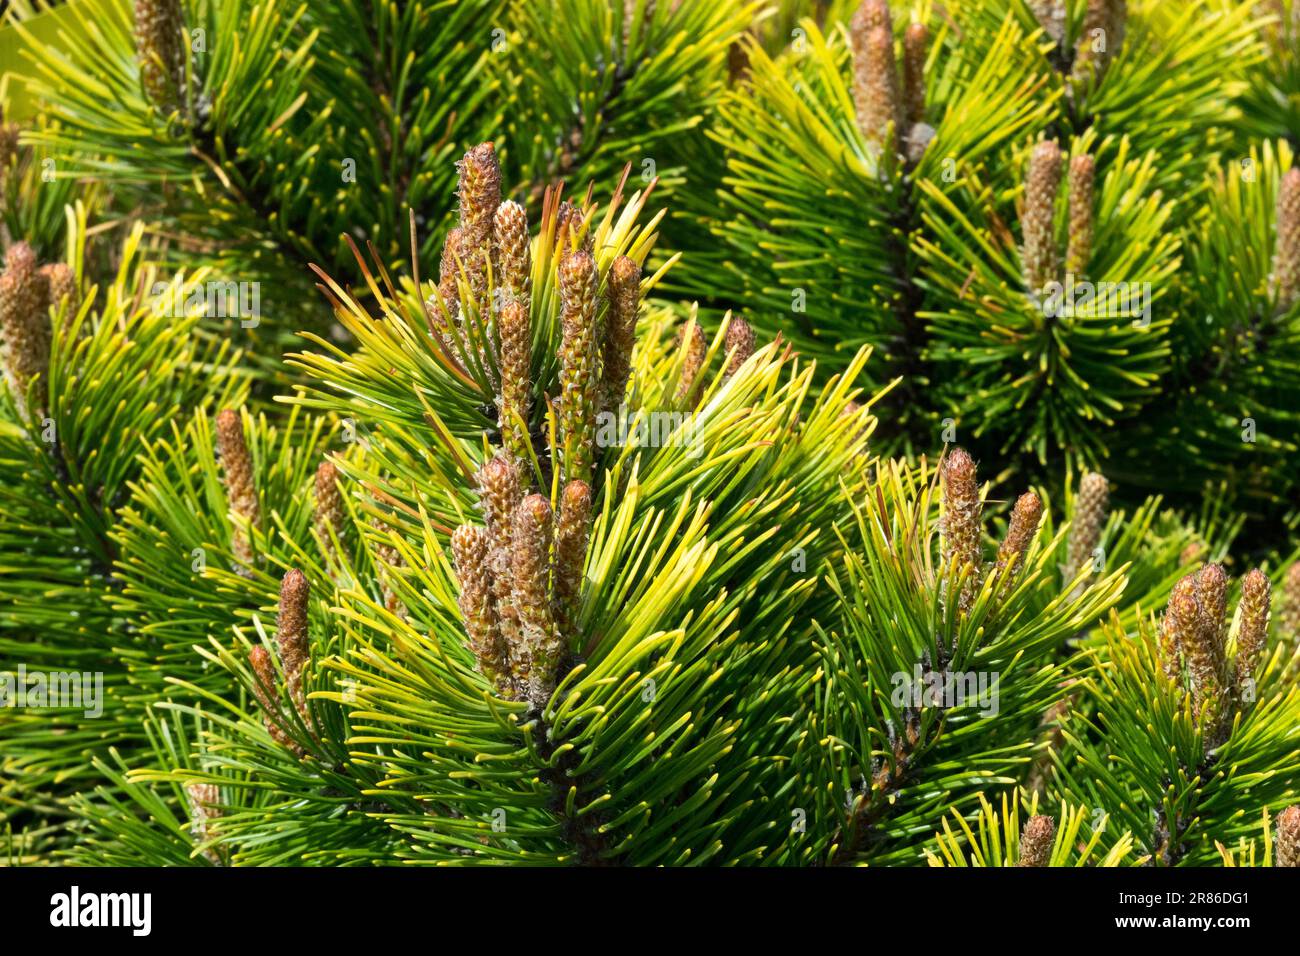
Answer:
[{"left": 1, "top": 0, "right": 1298, "bottom": 867}]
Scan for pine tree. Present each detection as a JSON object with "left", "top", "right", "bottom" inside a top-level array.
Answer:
[
  {"left": 0, "top": 212, "right": 241, "bottom": 859},
  {"left": 2, "top": 0, "right": 1299, "bottom": 870},
  {"left": 925, "top": 791, "right": 1142, "bottom": 867},
  {"left": 791, "top": 449, "right": 1128, "bottom": 864},
  {"left": 11, "top": 0, "right": 751, "bottom": 369},
  {"left": 1050, "top": 562, "right": 1300, "bottom": 865},
  {"left": 692, "top": 0, "right": 1293, "bottom": 525},
  {"left": 47, "top": 143, "right": 884, "bottom": 864}
]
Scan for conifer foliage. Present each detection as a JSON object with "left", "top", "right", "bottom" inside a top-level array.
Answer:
[
  {"left": 698, "top": 0, "right": 1297, "bottom": 518},
  {"left": 0, "top": 0, "right": 1298, "bottom": 871}
]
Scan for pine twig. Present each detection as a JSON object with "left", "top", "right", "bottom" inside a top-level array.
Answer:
[
  {"left": 940, "top": 447, "right": 982, "bottom": 614},
  {"left": 1065, "top": 153, "right": 1095, "bottom": 277},
  {"left": 215, "top": 410, "right": 260, "bottom": 575},
  {"left": 850, "top": 3, "right": 902, "bottom": 155},
  {"left": 1017, "top": 814, "right": 1055, "bottom": 866},
  {"left": 1022, "top": 140, "right": 1062, "bottom": 294},
  {"left": 1277, "top": 805, "right": 1300, "bottom": 867},
  {"left": 558, "top": 251, "right": 599, "bottom": 486},
  {"left": 0, "top": 243, "right": 51, "bottom": 422},
  {"left": 1064, "top": 471, "right": 1108, "bottom": 589},
  {"left": 512, "top": 494, "right": 560, "bottom": 709},
  {"left": 601, "top": 255, "right": 641, "bottom": 413}
]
